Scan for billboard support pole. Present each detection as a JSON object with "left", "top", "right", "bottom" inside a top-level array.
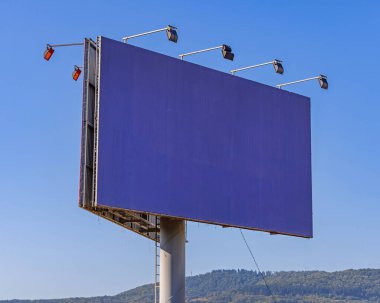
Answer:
[{"left": 160, "top": 218, "right": 186, "bottom": 303}]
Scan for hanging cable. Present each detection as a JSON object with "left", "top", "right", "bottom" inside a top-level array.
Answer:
[{"left": 239, "top": 229, "right": 278, "bottom": 303}]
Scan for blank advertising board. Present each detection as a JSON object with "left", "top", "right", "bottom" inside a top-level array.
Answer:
[{"left": 82, "top": 36, "right": 312, "bottom": 238}]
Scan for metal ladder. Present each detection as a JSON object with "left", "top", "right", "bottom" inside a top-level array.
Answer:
[{"left": 154, "top": 217, "right": 160, "bottom": 303}]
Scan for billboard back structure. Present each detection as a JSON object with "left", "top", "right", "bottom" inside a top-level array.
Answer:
[{"left": 79, "top": 37, "right": 312, "bottom": 240}]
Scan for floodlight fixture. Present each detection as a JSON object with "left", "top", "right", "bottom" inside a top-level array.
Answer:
[
  {"left": 179, "top": 44, "right": 234, "bottom": 61},
  {"left": 318, "top": 75, "right": 328, "bottom": 89},
  {"left": 276, "top": 75, "right": 329, "bottom": 90},
  {"left": 122, "top": 25, "right": 178, "bottom": 43},
  {"left": 166, "top": 25, "right": 178, "bottom": 43},
  {"left": 44, "top": 45, "right": 54, "bottom": 61},
  {"left": 231, "top": 59, "right": 284, "bottom": 75},
  {"left": 72, "top": 65, "right": 82, "bottom": 81},
  {"left": 273, "top": 59, "right": 284, "bottom": 74},
  {"left": 43, "top": 42, "right": 84, "bottom": 61},
  {"left": 222, "top": 44, "right": 234, "bottom": 61}
]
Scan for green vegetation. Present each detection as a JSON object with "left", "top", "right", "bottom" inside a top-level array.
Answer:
[{"left": 3, "top": 269, "right": 380, "bottom": 303}]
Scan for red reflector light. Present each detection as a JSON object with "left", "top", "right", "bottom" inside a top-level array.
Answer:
[
  {"left": 72, "top": 67, "right": 82, "bottom": 81},
  {"left": 44, "top": 47, "right": 54, "bottom": 61}
]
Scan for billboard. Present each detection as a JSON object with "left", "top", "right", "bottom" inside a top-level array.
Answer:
[{"left": 80, "top": 37, "right": 312, "bottom": 239}]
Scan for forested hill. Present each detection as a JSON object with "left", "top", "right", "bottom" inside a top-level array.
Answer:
[{"left": 3, "top": 269, "right": 380, "bottom": 303}]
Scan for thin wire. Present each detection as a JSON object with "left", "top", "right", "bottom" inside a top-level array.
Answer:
[{"left": 239, "top": 229, "right": 278, "bottom": 303}]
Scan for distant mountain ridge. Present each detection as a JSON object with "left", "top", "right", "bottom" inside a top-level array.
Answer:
[{"left": 2, "top": 269, "right": 380, "bottom": 303}]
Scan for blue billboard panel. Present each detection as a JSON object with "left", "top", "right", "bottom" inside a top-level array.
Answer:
[{"left": 95, "top": 37, "right": 312, "bottom": 238}]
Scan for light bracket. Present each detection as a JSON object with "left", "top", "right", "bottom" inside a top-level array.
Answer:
[
  {"left": 231, "top": 59, "right": 284, "bottom": 75},
  {"left": 43, "top": 42, "right": 84, "bottom": 61},
  {"left": 276, "top": 75, "right": 329, "bottom": 90},
  {"left": 122, "top": 25, "right": 178, "bottom": 43},
  {"left": 179, "top": 44, "right": 234, "bottom": 61}
]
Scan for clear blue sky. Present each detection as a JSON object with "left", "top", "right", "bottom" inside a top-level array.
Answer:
[{"left": 0, "top": 0, "right": 379, "bottom": 300}]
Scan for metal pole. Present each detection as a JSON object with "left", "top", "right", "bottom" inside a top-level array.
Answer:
[
  {"left": 123, "top": 27, "right": 168, "bottom": 42},
  {"left": 48, "top": 43, "right": 84, "bottom": 47},
  {"left": 179, "top": 46, "right": 222, "bottom": 60},
  {"left": 160, "top": 218, "right": 185, "bottom": 303},
  {"left": 231, "top": 61, "right": 274, "bottom": 74},
  {"left": 276, "top": 76, "right": 320, "bottom": 89},
  {"left": 154, "top": 217, "right": 160, "bottom": 303}
]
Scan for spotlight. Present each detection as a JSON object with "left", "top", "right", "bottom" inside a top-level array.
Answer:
[
  {"left": 231, "top": 59, "right": 285, "bottom": 75},
  {"left": 166, "top": 25, "right": 178, "bottom": 43},
  {"left": 273, "top": 60, "right": 284, "bottom": 74},
  {"left": 319, "top": 75, "right": 328, "bottom": 89},
  {"left": 123, "top": 25, "right": 179, "bottom": 43},
  {"left": 44, "top": 45, "right": 55, "bottom": 61},
  {"left": 276, "top": 75, "right": 329, "bottom": 90},
  {"left": 179, "top": 44, "right": 235, "bottom": 61},
  {"left": 222, "top": 45, "right": 234, "bottom": 61},
  {"left": 72, "top": 65, "right": 82, "bottom": 81},
  {"left": 43, "top": 42, "right": 83, "bottom": 61}
]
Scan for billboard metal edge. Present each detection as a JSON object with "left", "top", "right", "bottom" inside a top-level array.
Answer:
[{"left": 79, "top": 37, "right": 162, "bottom": 241}]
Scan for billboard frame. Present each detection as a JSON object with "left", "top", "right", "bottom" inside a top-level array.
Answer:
[
  {"left": 79, "top": 36, "right": 312, "bottom": 241},
  {"left": 79, "top": 37, "right": 161, "bottom": 241}
]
